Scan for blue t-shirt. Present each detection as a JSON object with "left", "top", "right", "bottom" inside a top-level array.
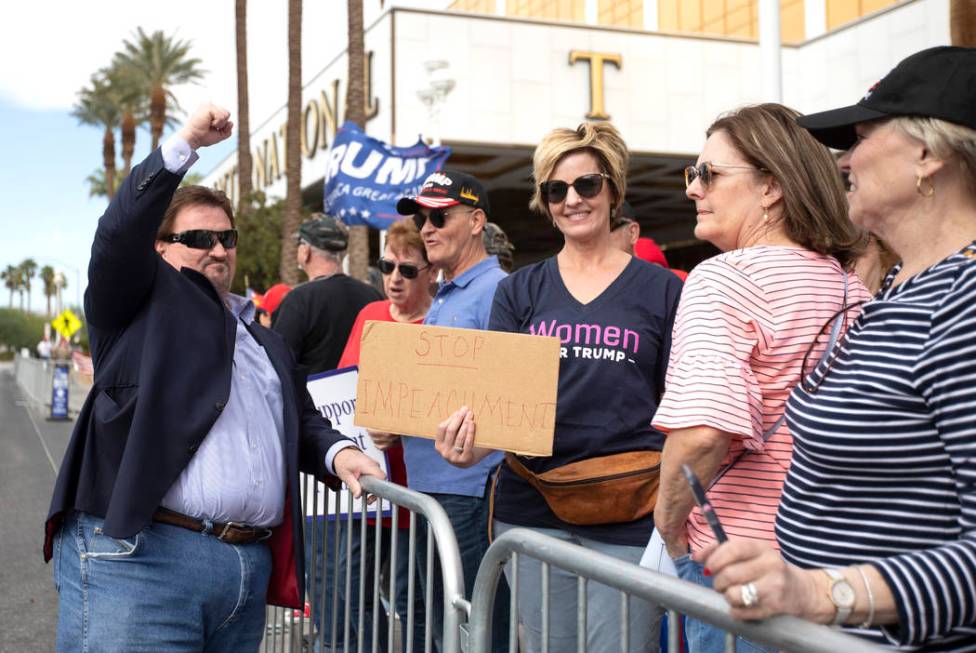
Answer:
[
  {"left": 490, "top": 256, "right": 681, "bottom": 545},
  {"left": 401, "top": 256, "right": 507, "bottom": 496}
]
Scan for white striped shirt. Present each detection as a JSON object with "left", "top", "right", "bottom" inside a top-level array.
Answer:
[
  {"left": 654, "top": 246, "right": 869, "bottom": 550},
  {"left": 778, "top": 244, "right": 976, "bottom": 651}
]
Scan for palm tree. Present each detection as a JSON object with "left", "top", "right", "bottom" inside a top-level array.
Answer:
[
  {"left": 72, "top": 74, "right": 121, "bottom": 200},
  {"left": 85, "top": 167, "right": 123, "bottom": 198},
  {"left": 951, "top": 0, "right": 976, "bottom": 46},
  {"left": 236, "top": 0, "right": 254, "bottom": 217},
  {"left": 113, "top": 27, "right": 206, "bottom": 150},
  {"left": 345, "top": 0, "right": 370, "bottom": 283},
  {"left": 20, "top": 259, "right": 37, "bottom": 313},
  {"left": 1, "top": 265, "right": 20, "bottom": 309},
  {"left": 105, "top": 61, "right": 149, "bottom": 177},
  {"left": 280, "top": 0, "right": 303, "bottom": 285},
  {"left": 180, "top": 172, "right": 205, "bottom": 187},
  {"left": 40, "top": 265, "right": 56, "bottom": 316}
]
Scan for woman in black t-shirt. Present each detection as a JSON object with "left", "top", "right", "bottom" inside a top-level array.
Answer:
[{"left": 435, "top": 122, "right": 682, "bottom": 653}]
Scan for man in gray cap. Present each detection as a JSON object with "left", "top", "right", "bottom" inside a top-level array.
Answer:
[{"left": 272, "top": 213, "right": 382, "bottom": 377}]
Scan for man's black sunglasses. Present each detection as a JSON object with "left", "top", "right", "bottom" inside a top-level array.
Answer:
[
  {"left": 378, "top": 258, "right": 429, "bottom": 279},
  {"left": 539, "top": 173, "right": 609, "bottom": 204},
  {"left": 412, "top": 208, "right": 474, "bottom": 231},
  {"left": 161, "top": 229, "right": 239, "bottom": 250}
]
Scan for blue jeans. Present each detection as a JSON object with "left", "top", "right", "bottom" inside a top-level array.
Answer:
[
  {"left": 53, "top": 511, "right": 271, "bottom": 652},
  {"left": 494, "top": 520, "right": 661, "bottom": 653},
  {"left": 305, "top": 519, "right": 426, "bottom": 653},
  {"left": 673, "top": 555, "right": 775, "bottom": 653},
  {"left": 418, "top": 491, "right": 509, "bottom": 653}
]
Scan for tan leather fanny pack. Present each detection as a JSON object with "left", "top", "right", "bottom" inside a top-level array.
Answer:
[{"left": 504, "top": 450, "right": 662, "bottom": 526}]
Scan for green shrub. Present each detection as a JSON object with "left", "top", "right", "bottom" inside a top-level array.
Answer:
[{"left": 0, "top": 309, "right": 50, "bottom": 353}]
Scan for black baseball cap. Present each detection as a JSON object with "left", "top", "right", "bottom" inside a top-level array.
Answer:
[
  {"left": 297, "top": 213, "right": 349, "bottom": 252},
  {"left": 396, "top": 170, "right": 490, "bottom": 217},
  {"left": 797, "top": 46, "right": 976, "bottom": 150}
]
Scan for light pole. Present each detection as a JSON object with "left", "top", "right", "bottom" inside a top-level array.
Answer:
[
  {"left": 758, "top": 0, "right": 783, "bottom": 102},
  {"left": 53, "top": 271, "right": 65, "bottom": 316}
]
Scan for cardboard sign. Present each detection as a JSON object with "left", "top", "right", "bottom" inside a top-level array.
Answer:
[
  {"left": 306, "top": 366, "right": 390, "bottom": 519},
  {"left": 354, "top": 322, "right": 559, "bottom": 456}
]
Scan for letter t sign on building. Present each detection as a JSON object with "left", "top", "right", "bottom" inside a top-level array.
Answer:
[{"left": 569, "top": 50, "right": 623, "bottom": 120}]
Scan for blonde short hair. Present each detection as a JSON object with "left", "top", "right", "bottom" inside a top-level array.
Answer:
[
  {"left": 891, "top": 116, "right": 976, "bottom": 198},
  {"left": 529, "top": 122, "right": 629, "bottom": 218}
]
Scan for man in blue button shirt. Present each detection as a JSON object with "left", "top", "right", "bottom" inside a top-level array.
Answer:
[
  {"left": 388, "top": 170, "right": 510, "bottom": 651},
  {"left": 45, "top": 104, "right": 384, "bottom": 652}
]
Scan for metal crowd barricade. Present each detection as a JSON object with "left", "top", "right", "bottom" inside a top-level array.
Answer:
[
  {"left": 466, "top": 528, "right": 885, "bottom": 653},
  {"left": 261, "top": 476, "right": 466, "bottom": 653},
  {"left": 13, "top": 353, "right": 90, "bottom": 415}
]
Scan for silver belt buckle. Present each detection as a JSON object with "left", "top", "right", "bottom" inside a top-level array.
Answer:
[{"left": 218, "top": 521, "right": 243, "bottom": 542}]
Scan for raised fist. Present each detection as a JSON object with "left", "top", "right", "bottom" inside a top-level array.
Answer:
[{"left": 179, "top": 103, "right": 233, "bottom": 150}]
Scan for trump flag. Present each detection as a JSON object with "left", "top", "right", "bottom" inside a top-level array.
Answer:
[{"left": 323, "top": 121, "right": 452, "bottom": 230}]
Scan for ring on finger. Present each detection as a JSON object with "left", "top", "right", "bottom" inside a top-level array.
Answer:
[
  {"left": 740, "top": 582, "right": 759, "bottom": 608},
  {"left": 453, "top": 446, "right": 464, "bottom": 453}
]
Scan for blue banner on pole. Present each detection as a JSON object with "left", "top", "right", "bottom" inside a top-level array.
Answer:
[
  {"left": 323, "top": 121, "right": 452, "bottom": 230},
  {"left": 50, "top": 363, "right": 70, "bottom": 420}
]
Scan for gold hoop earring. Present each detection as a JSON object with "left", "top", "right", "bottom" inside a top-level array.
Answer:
[{"left": 916, "top": 174, "right": 935, "bottom": 198}]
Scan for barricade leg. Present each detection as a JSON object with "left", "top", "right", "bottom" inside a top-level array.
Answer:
[
  {"left": 419, "top": 491, "right": 509, "bottom": 653},
  {"left": 494, "top": 521, "right": 661, "bottom": 653},
  {"left": 391, "top": 518, "right": 427, "bottom": 653},
  {"left": 285, "top": 477, "right": 468, "bottom": 653}
]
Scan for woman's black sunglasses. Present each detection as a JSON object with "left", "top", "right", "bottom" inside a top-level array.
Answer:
[
  {"left": 412, "top": 208, "right": 474, "bottom": 231},
  {"left": 539, "top": 173, "right": 609, "bottom": 204},
  {"left": 378, "top": 258, "right": 429, "bottom": 280},
  {"left": 161, "top": 229, "right": 239, "bottom": 250}
]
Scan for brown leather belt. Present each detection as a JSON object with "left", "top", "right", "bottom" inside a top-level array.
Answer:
[{"left": 152, "top": 507, "right": 272, "bottom": 545}]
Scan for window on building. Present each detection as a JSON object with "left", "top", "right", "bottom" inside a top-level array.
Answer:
[
  {"left": 657, "top": 0, "right": 805, "bottom": 43},
  {"left": 450, "top": 0, "right": 497, "bottom": 12},
  {"left": 505, "top": 0, "right": 586, "bottom": 21},
  {"left": 597, "top": 0, "right": 643, "bottom": 28},
  {"left": 826, "top": 0, "right": 900, "bottom": 30}
]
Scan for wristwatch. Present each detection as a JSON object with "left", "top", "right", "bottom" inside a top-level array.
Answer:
[{"left": 822, "top": 568, "right": 856, "bottom": 625}]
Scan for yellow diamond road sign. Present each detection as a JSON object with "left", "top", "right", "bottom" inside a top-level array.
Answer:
[{"left": 51, "top": 309, "right": 83, "bottom": 340}]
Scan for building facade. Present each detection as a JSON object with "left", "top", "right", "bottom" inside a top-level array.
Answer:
[{"left": 203, "top": 0, "right": 950, "bottom": 268}]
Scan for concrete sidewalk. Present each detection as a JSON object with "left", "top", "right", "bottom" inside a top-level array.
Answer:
[{"left": 0, "top": 363, "right": 73, "bottom": 652}]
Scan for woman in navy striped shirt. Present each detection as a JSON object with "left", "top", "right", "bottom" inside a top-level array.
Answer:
[{"left": 697, "top": 46, "right": 976, "bottom": 651}]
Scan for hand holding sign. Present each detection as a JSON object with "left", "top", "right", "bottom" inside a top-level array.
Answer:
[
  {"left": 354, "top": 322, "right": 560, "bottom": 456},
  {"left": 434, "top": 405, "right": 495, "bottom": 469}
]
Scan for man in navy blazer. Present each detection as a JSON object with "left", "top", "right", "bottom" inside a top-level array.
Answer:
[{"left": 44, "top": 104, "right": 384, "bottom": 652}]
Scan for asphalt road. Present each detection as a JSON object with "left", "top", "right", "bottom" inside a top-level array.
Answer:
[{"left": 0, "top": 363, "right": 73, "bottom": 652}]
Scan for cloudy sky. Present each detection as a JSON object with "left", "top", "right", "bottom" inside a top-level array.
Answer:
[{"left": 0, "top": 0, "right": 443, "bottom": 311}]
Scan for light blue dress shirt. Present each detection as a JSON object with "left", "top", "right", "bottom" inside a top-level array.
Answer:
[
  {"left": 402, "top": 256, "right": 507, "bottom": 496},
  {"left": 157, "top": 134, "right": 356, "bottom": 526},
  {"left": 161, "top": 295, "right": 287, "bottom": 526}
]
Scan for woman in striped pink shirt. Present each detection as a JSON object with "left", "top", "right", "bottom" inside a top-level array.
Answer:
[{"left": 651, "top": 104, "right": 871, "bottom": 652}]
